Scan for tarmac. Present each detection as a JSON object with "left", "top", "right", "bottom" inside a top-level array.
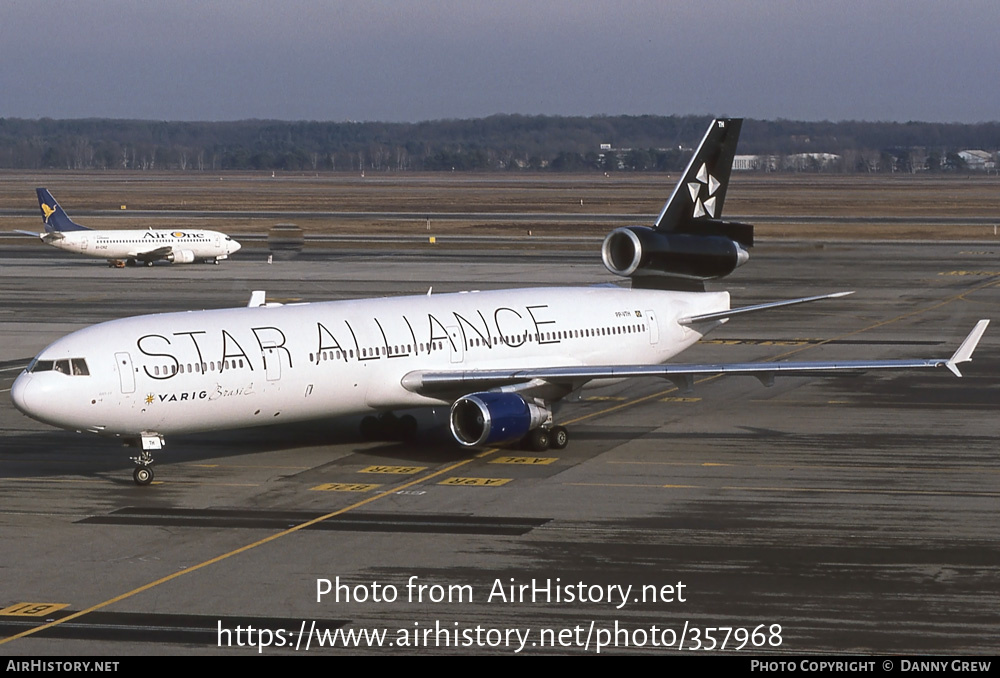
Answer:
[{"left": 0, "top": 239, "right": 997, "bottom": 655}]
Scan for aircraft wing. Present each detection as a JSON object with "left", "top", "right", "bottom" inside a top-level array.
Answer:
[
  {"left": 402, "top": 319, "right": 989, "bottom": 397},
  {"left": 133, "top": 246, "right": 173, "bottom": 262}
]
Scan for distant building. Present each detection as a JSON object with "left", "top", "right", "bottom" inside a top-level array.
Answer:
[
  {"left": 733, "top": 154, "right": 777, "bottom": 171},
  {"left": 958, "top": 150, "right": 995, "bottom": 170},
  {"left": 785, "top": 153, "right": 841, "bottom": 171}
]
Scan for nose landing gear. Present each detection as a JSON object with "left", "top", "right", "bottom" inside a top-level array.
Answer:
[
  {"left": 129, "top": 434, "right": 162, "bottom": 485},
  {"left": 131, "top": 455, "right": 154, "bottom": 486}
]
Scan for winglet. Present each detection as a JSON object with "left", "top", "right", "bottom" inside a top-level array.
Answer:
[{"left": 945, "top": 319, "right": 989, "bottom": 377}]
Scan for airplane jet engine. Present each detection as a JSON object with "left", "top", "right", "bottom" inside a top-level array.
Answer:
[
  {"left": 167, "top": 249, "right": 196, "bottom": 264},
  {"left": 601, "top": 225, "right": 750, "bottom": 283},
  {"left": 449, "top": 392, "right": 550, "bottom": 447}
]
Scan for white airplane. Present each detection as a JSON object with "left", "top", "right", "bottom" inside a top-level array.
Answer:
[
  {"left": 10, "top": 119, "right": 989, "bottom": 485},
  {"left": 19, "top": 188, "right": 241, "bottom": 267}
]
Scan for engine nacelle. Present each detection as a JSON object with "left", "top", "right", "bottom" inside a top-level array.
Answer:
[
  {"left": 450, "top": 392, "right": 550, "bottom": 447},
  {"left": 167, "top": 248, "right": 196, "bottom": 264},
  {"left": 601, "top": 225, "right": 749, "bottom": 282}
]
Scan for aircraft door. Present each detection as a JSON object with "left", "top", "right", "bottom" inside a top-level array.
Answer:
[
  {"left": 447, "top": 326, "right": 464, "bottom": 364},
  {"left": 644, "top": 309, "right": 659, "bottom": 345},
  {"left": 115, "top": 352, "right": 136, "bottom": 393},
  {"left": 262, "top": 343, "right": 281, "bottom": 381}
]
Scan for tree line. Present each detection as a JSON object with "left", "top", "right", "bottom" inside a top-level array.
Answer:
[{"left": 1, "top": 115, "right": 998, "bottom": 172}]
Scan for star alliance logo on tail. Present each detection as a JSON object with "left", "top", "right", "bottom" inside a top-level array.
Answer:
[{"left": 687, "top": 163, "right": 721, "bottom": 219}]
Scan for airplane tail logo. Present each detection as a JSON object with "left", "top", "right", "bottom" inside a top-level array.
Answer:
[
  {"left": 36, "top": 188, "right": 90, "bottom": 233},
  {"left": 654, "top": 118, "right": 743, "bottom": 232}
]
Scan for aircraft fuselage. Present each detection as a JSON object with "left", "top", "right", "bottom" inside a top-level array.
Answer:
[
  {"left": 48, "top": 228, "right": 239, "bottom": 263},
  {"left": 11, "top": 286, "right": 729, "bottom": 437}
]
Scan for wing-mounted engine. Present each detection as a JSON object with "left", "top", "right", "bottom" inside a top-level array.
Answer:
[
  {"left": 167, "top": 248, "right": 195, "bottom": 264},
  {"left": 602, "top": 222, "right": 751, "bottom": 286},
  {"left": 450, "top": 392, "right": 551, "bottom": 447}
]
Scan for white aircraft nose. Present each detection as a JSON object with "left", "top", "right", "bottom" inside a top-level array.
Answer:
[
  {"left": 10, "top": 372, "right": 33, "bottom": 416},
  {"left": 230, "top": 240, "right": 242, "bottom": 254}
]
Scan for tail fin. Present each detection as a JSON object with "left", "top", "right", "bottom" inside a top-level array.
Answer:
[
  {"left": 654, "top": 118, "right": 751, "bottom": 246},
  {"left": 36, "top": 188, "right": 90, "bottom": 233}
]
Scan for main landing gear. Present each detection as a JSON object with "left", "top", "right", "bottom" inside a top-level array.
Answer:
[
  {"left": 521, "top": 425, "right": 569, "bottom": 452},
  {"left": 129, "top": 434, "right": 163, "bottom": 486},
  {"left": 360, "top": 412, "right": 419, "bottom": 442}
]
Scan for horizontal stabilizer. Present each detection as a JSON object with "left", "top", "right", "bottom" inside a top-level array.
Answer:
[{"left": 679, "top": 291, "right": 854, "bottom": 325}]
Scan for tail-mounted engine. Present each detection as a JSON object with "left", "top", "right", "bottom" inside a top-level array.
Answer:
[
  {"left": 601, "top": 223, "right": 752, "bottom": 289},
  {"left": 450, "top": 392, "right": 551, "bottom": 447},
  {"left": 602, "top": 118, "right": 753, "bottom": 290}
]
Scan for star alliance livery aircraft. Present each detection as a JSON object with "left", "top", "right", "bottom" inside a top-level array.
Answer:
[
  {"left": 11, "top": 120, "right": 989, "bottom": 485},
  {"left": 21, "top": 188, "right": 241, "bottom": 266}
]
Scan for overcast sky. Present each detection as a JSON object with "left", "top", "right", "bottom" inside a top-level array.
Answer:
[{"left": 3, "top": 1, "right": 997, "bottom": 124}]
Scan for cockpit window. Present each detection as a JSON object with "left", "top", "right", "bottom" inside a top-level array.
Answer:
[
  {"left": 28, "top": 359, "right": 53, "bottom": 373},
  {"left": 27, "top": 357, "right": 89, "bottom": 376}
]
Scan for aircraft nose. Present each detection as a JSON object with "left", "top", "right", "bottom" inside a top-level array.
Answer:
[
  {"left": 230, "top": 240, "right": 242, "bottom": 254},
  {"left": 10, "top": 372, "right": 33, "bottom": 416}
]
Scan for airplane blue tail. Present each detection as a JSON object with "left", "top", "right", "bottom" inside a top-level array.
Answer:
[{"left": 36, "top": 188, "right": 90, "bottom": 233}]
